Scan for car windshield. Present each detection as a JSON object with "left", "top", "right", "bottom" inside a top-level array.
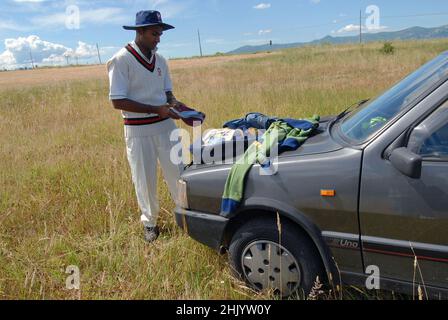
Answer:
[{"left": 340, "top": 52, "right": 448, "bottom": 143}]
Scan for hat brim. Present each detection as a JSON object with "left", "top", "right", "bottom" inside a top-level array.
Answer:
[{"left": 123, "top": 23, "right": 175, "bottom": 31}]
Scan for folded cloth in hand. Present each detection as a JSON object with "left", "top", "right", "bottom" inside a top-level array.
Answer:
[{"left": 171, "top": 104, "right": 205, "bottom": 127}]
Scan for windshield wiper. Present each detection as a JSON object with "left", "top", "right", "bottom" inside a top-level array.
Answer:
[{"left": 334, "top": 99, "right": 370, "bottom": 123}]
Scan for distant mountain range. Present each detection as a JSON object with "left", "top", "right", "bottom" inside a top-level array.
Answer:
[{"left": 227, "top": 25, "right": 448, "bottom": 55}]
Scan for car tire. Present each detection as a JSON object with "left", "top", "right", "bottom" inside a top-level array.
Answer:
[{"left": 228, "top": 216, "right": 325, "bottom": 298}]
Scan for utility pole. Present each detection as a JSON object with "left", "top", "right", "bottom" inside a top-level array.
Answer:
[
  {"left": 96, "top": 43, "right": 102, "bottom": 64},
  {"left": 359, "top": 9, "right": 363, "bottom": 44},
  {"left": 65, "top": 55, "right": 69, "bottom": 65},
  {"left": 29, "top": 49, "right": 35, "bottom": 69},
  {"left": 197, "top": 29, "right": 203, "bottom": 57}
]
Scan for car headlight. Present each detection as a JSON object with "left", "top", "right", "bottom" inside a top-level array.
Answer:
[{"left": 176, "top": 179, "right": 189, "bottom": 209}]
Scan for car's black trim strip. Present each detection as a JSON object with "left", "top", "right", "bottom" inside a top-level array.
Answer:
[
  {"left": 322, "top": 231, "right": 448, "bottom": 264},
  {"left": 362, "top": 235, "right": 448, "bottom": 263},
  {"left": 362, "top": 247, "right": 448, "bottom": 263}
]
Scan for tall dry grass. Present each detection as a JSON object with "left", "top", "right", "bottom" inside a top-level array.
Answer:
[{"left": 1, "top": 39, "right": 447, "bottom": 299}]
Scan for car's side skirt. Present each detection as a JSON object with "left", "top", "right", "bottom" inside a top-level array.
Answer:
[{"left": 340, "top": 270, "right": 448, "bottom": 299}]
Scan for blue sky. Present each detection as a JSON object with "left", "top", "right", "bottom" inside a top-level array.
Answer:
[{"left": 1, "top": 0, "right": 447, "bottom": 69}]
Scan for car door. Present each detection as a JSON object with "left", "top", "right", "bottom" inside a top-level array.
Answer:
[{"left": 359, "top": 92, "right": 448, "bottom": 291}]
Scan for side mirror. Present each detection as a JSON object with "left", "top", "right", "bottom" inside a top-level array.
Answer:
[{"left": 389, "top": 147, "right": 422, "bottom": 179}]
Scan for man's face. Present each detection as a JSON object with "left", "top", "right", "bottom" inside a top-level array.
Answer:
[{"left": 140, "top": 25, "right": 164, "bottom": 50}]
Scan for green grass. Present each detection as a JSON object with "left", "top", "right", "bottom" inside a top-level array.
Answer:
[{"left": 1, "top": 39, "right": 447, "bottom": 299}]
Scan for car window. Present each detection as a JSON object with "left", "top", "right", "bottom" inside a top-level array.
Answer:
[
  {"left": 408, "top": 101, "right": 448, "bottom": 161},
  {"left": 341, "top": 52, "right": 448, "bottom": 143},
  {"left": 419, "top": 122, "right": 448, "bottom": 159}
]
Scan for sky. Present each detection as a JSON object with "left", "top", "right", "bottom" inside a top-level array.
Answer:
[{"left": 0, "top": 0, "right": 448, "bottom": 69}]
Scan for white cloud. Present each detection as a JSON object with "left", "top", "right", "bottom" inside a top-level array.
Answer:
[
  {"left": 31, "top": 7, "right": 127, "bottom": 29},
  {"left": 149, "top": 0, "right": 170, "bottom": 6},
  {"left": 129, "top": 0, "right": 188, "bottom": 19},
  {"left": 258, "top": 29, "right": 272, "bottom": 35},
  {"left": 80, "top": 7, "right": 127, "bottom": 24},
  {"left": 310, "top": 0, "right": 321, "bottom": 4},
  {"left": 0, "top": 51, "right": 16, "bottom": 68},
  {"left": 336, "top": 24, "right": 362, "bottom": 33},
  {"left": 63, "top": 41, "right": 98, "bottom": 59},
  {"left": 366, "top": 25, "right": 389, "bottom": 32},
  {"left": 335, "top": 24, "right": 388, "bottom": 34},
  {"left": 29, "top": 13, "right": 64, "bottom": 28},
  {"left": 154, "top": 3, "right": 188, "bottom": 19},
  {"left": 253, "top": 3, "right": 271, "bottom": 10},
  {"left": 4, "top": 35, "right": 68, "bottom": 66},
  {"left": 0, "top": 19, "right": 27, "bottom": 31},
  {"left": 42, "top": 53, "right": 65, "bottom": 64},
  {"left": 0, "top": 35, "right": 103, "bottom": 69},
  {"left": 13, "top": 0, "right": 47, "bottom": 2}
]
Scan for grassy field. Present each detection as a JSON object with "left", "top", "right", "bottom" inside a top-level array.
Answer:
[{"left": 1, "top": 40, "right": 447, "bottom": 300}]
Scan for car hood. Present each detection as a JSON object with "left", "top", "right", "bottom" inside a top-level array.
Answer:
[
  {"left": 184, "top": 116, "right": 342, "bottom": 171},
  {"left": 282, "top": 115, "right": 342, "bottom": 157}
]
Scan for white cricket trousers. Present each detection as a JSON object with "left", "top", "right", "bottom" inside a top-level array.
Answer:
[{"left": 124, "top": 118, "right": 182, "bottom": 227}]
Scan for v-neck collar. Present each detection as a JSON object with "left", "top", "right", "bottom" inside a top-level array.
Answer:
[
  {"left": 130, "top": 41, "right": 156, "bottom": 64},
  {"left": 126, "top": 43, "right": 157, "bottom": 72}
]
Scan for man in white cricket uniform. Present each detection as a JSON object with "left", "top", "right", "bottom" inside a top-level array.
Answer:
[{"left": 107, "top": 10, "right": 183, "bottom": 242}]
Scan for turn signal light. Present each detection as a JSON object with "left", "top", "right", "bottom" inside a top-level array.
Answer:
[{"left": 321, "top": 189, "right": 336, "bottom": 197}]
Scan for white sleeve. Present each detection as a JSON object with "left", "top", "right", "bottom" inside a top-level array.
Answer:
[
  {"left": 107, "top": 55, "right": 129, "bottom": 100},
  {"left": 163, "top": 58, "right": 173, "bottom": 92}
]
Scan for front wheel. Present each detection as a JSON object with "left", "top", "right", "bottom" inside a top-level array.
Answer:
[{"left": 228, "top": 217, "right": 325, "bottom": 298}]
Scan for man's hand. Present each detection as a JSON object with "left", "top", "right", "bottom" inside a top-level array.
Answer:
[
  {"left": 155, "top": 104, "right": 180, "bottom": 120},
  {"left": 169, "top": 100, "right": 187, "bottom": 111},
  {"left": 166, "top": 91, "right": 187, "bottom": 111}
]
